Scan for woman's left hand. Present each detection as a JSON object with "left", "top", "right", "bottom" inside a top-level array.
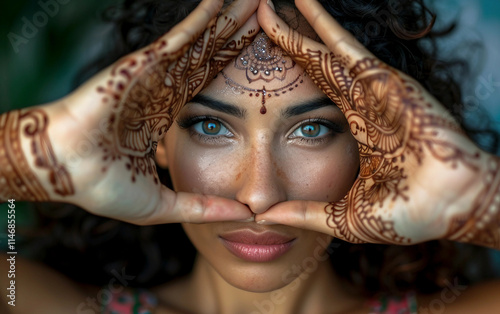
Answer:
[{"left": 255, "top": 0, "right": 500, "bottom": 249}]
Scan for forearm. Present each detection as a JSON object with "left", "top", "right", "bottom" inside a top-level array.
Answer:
[{"left": 0, "top": 107, "right": 74, "bottom": 202}]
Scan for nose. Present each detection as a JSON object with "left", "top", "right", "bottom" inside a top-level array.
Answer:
[{"left": 235, "top": 143, "right": 287, "bottom": 215}]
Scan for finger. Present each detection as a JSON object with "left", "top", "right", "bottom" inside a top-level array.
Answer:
[
  {"left": 255, "top": 189, "right": 377, "bottom": 244},
  {"left": 253, "top": 199, "right": 342, "bottom": 237},
  {"left": 154, "top": 0, "right": 224, "bottom": 56},
  {"left": 294, "top": 0, "right": 375, "bottom": 65},
  {"left": 257, "top": 0, "right": 353, "bottom": 112},
  {"left": 158, "top": 0, "right": 259, "bottom": 60},
  {"left": 164, "top": 0, "right": 260, "bottom": 96},
  {"left": 210, "top": 12, "right": 260, "bottom": 73},
  {"left": 194, "top": 12, "right": 260, "bottom": 93},
  {"left": 257, "top": 0, "right": 330, "bottom": 64},
  {"left": 212, "top": 0, "right": 260, "bottom": 51},
  {"left": 145, "top": 187, "right": 253, "bottom": 224}
]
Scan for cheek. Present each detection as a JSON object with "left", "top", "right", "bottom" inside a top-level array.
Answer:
[
  {"left": 285, "top": 135, "right": 359, "bottom": 202},
  {"left": 166, "top": 136, "right": 242, "bottom": 197}
]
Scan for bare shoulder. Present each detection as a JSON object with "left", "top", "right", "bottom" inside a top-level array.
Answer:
[
  {"left": 0, "top": 253, "right": 92, "bottom": 314},
  {"left": 417, "top": 279, "right": 500, "bottom": 314}
]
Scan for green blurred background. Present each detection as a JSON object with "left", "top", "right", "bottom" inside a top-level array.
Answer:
[
  {"left": 0, "top": 1, "right": 499, "bottom": 264},
  {"left": 1, "top": 0, "right": 115, "bottom": 111}
]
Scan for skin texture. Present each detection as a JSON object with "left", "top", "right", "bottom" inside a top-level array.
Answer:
[{"left": 255, "top": 0, "right": 500, "bottom": 249}]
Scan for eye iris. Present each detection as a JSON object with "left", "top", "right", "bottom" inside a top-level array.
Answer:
[
  {"left": 302, "top": 123, "right": 320, "bottom": 137},
  {"left": 202, "top": 120, "right": 221, "bottom": 134}
]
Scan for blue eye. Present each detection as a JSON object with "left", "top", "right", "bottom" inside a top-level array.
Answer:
[
  {"left": 292, "top": 122, "right": 330, "bottom": 138},
  {"left": 193, "top": 119, "right": 230, "bottom": 136}
]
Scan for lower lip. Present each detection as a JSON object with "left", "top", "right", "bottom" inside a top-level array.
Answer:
[{"left": 220, "top": 238, "right": 295, "bottom": 262}]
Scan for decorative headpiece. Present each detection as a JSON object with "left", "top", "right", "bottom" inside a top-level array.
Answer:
[{"left": 222, "top": 32, "right": 305, "bottom": 114}]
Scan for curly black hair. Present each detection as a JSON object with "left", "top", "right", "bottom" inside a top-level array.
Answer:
[{"left": 24, "top": 0, "right": 499, "bottom": 299}]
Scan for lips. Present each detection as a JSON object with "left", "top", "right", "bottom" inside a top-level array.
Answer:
[{"left": 219, "top": 229, "right": 296, "bottom": 262}]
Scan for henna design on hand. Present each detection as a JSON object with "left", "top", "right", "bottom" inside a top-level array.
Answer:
[
  {"left": 0, "top": 109, "right": 74, "bottom": 201},
  {"left": 96, "top": 16, "right": 256, "bottom": 182},
  {"left": 271, "top": 25, "right": 497, "bottom": 246}
]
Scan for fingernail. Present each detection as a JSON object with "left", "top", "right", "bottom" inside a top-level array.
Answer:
[
  {"left": 236, "top": 216, "right": 255, "bottom": 223},
  {"left": 267, "top": 0, "right": 276, "bottom": 12},
  {"left": 256, "top": 219, "right": 277, "bottom": 225}
]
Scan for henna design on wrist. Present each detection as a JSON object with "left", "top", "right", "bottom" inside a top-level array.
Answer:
[
  {"left": 96, "top": 16, "right": 256, "bottom": 182},
  {"left": 0, "top": 109, "right": 74, "bottom": 201},
  {"left": 272, "top": 26, "right": 487, "bottom": 244},
  {"left": 446, "top": 157, "right": 500, "bottom": 248}
]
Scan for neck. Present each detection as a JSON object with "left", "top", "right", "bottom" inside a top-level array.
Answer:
[{"left": 172, "top": 255, "right": 364, "bottom": 314}]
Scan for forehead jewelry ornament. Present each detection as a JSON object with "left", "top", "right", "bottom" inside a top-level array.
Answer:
[
  {"left": 222, "top": 72, "right": 305, "bottom": 114},
  {"left": 235, "top": 33, "right": 295, "bottom": 84},
  {"left": 223, "top": 32, "right": 305, "bottom": 115}
]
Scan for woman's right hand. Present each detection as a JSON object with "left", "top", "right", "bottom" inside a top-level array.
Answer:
[{"left": 1, "top": 0, "right": 259, "bottom": 225}]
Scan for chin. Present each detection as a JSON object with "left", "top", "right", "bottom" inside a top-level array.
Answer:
[{"left": 218, "top": 266, "right": 293, "bottom": 293}]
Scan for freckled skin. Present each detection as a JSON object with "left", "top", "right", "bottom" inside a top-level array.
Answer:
[{"left": 158, "top": 33, "right": 360, "bottom": 292}]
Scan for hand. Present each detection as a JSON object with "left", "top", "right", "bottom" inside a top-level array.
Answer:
[
  {"left": 2, "top": 0, "right": 259, "bottom": 225},
  {"left": 255, "top": 0, "right": 500, "bottom": 248}
]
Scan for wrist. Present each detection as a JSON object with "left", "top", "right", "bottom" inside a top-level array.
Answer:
[
  {"left": 447, "top": 155, "right": 500, "bottom": 249},
  {"left": 0, "top": 104, "right": 75, "bottom": 203}
]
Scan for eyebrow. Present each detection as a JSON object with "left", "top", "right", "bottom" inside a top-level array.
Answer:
[
  {"left": 188, "top": 95, "right": 337, "bottom": 119},
  {"left": 189, "top": 94, "right": 247, "bottom": 119},
  {"left": 281, "top": 97, "right": 337, "bottom": 118}
]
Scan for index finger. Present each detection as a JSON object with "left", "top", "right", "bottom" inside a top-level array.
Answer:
[
  {"left": 294, "top": 0, "right": 375, "bottom": 66},
  {"left": 257, "top": 0, "right": 374, "bottom": 69},
  {"left": 134, "top": 187, "right": 253, "bottom": 225}
]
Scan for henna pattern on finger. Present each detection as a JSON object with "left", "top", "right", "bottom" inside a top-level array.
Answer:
[
  {"left": 0, "top": 109, "right": 74, "bottom": 201},
  {"left": 96, "top": 14, "right": 256, "bottom": 182}
]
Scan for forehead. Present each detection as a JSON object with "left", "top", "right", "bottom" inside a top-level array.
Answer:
[{"left": 199, "top": 32, "right": 325, "bottom": 114}]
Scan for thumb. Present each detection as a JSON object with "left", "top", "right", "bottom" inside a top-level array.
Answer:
[
  {"left": 255, "top": 200, "right": 338, "bottom": 235},
  {"left": 140, "top": 186, "right": 253, "bottom": 225}
]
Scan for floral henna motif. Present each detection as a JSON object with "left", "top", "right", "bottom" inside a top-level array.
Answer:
[
  {"left": 0, "top": 109, "right": 74, "bottom": 201},
  {"left": 96, "top": 16, "right": 256, "bottom": 182}
]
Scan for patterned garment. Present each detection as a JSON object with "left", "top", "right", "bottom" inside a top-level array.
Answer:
[
  {"left": 367, "top": 292, "right": 418, "bottom": 314},
  {"left": 102, "top": 288, "right": 417, "bottom": 313},
  {"left": 101, "top": 288, "right": 157, "bottom": 314}
]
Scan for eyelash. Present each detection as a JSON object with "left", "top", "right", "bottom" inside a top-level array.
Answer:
[
  {"left": 176, "top": 115, "right": 344, "bottom": 145},
  {"left": 288, "top": 117, "right": 341, "bottom": 145},
  {"left": 177, "top": 115, "right": 234, "bottom": 144}
]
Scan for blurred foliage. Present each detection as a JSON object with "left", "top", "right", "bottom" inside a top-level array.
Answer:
[{"left": 1, "top": 0, "right": 115, "bottom": 112}]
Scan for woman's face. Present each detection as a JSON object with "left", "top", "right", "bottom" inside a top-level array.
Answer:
[{"left": 159, "top": 32, "right": 359, "bottom": 292}]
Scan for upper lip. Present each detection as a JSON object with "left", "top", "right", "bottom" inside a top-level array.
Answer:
[{"left": 219, "top": 229, "right": 296, "bottom": 245}]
